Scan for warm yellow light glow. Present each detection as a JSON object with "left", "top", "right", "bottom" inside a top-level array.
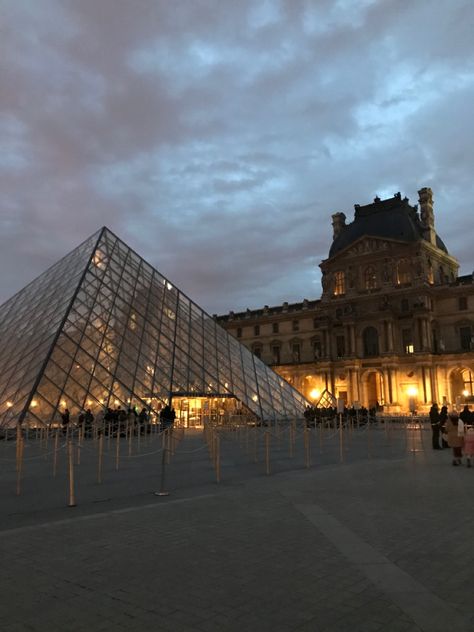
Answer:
[
  {"left": 463, "top": 390, "right": 469, "bottom": 397},
  {"left": 252, "top": 394, "right": 258, "bottom": 402},
  {"left": 310, "top": 389, "right": 321, "bottom": 400},
  {"left": 114, "top": 399, "right": 120, "bottom": 405},
  {"left": 99, "top": 398, "right": 104, "bottom": 404},
  {"left": 87, "top": 400, "right": 93, "bottom": 406},
  {"left": 60, "top": 400, "right": 67, "bottom": 407},
  {"left": 6, "top": 401, "right": 13, "bottom": 408},
  {"left": 30, "top": 400, "right": 38, "bottom": 408},
  {"left": 406, "top": 386, "right": 418, "bottom": 397}
]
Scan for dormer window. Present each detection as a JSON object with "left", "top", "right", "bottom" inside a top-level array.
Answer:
[
  {"left": 364, "top": 266, "right": 377, "bottom": 290},
  {"left": 334, "top": 271, "right": 345, "bottom": 296},
  {"left": 396, "top": 260, "right": 411, "bottom": 285}
]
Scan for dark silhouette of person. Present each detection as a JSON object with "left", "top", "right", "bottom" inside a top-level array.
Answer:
[
  {"left": 84, "top": 409, "right": 94, "bottom": 437},
  {"left": 439, "top": 405, "right": 449, "bottom": 449},
  {"left": 61, "top": 408, "right": 70, "bottom": 434},
  {"left": 429, "top": 403, "right": 441, "bottom": 450}
]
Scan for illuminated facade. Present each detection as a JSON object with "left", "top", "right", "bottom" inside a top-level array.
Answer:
[
  {"left": 0, "top": 228, "right": 308, "bottom": 428},
  {"left": 217, "top": 188, "right": 474, "bottom": 413}
]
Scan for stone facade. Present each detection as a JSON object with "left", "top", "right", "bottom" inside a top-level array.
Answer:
[{"left": 215, "top": 188, "right": 474, "bottom": 413}]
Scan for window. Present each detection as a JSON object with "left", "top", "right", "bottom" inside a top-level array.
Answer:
[
  {"left": 396, "top": 260, "right": 411, "bottom": 285},
  {"left": 459, "top": 297, "right": 468, "bottom": 311},
  {"left": 334, "top": 271, "right": 345, "bottom": 296},
  {"left": 438, "top": 265, "right": 448, "bottom": 284},
  {"left": 363, "top": 327, "right": 379, "bottom": 357},
  {"left": 402, "top": 328, "right": 414, "bottom": 354},
  {"left": 313, "top": 317, "right": 318, "bottom": 329},
  {"left": 292, "top": 343, "right": 301, "bottom": 362},
  {"left": 272, "top": 345, "right": 280, "bottom": 364},
  {"left": 401, "top": 299, "right": 409, "bottom": 312},
  {"left": 427, "top": 259, "right": 434, "bottom": 284},
  {"left": 364, "top": 266, "right": 377, "bottom": 290},
  {"left": 253, "top": 346, "right": 262, "bottom": 359},
  {"left": 254, "top": 324, "right": 260, "bottom": 336},
  {"left": 336, "top": 335, "right": 345, "bottom": 357},
  {"left": 272, "top": 322, "right": 279, "bottom": 334},
  {"left": 462, "top": 369, "right": 474, "bottom": 396},
  {"left": 313, "top": 338, "right": 322, "bottom": 359},
  {"left": 460, "top": 326, "right": 472, "bottom": 351},
  {"left": 292, "top": 320, "right": 299, "bottom": 332},
  {"left": 236, "top": 327, "right": 242, "bottom": 338}
]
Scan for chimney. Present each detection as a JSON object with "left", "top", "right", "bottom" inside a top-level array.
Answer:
[
  {"left": 331, "top": 212, "right": 346, "bottom": 241},
  {"left": 418, "top": 187, "right": 436, "bottom": 246}
]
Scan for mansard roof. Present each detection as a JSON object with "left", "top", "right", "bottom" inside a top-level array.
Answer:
[{"left": 328, "top": 193, "right": 448, "bottom": 258}]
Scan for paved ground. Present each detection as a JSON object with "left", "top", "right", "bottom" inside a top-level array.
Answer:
[{"left": 0, "top": 423, "right": 473, "bottom": 631}]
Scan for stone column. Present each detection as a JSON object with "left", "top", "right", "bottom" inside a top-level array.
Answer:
[
  {"left": 430, "top": 366, "right": 438, "bottom": 404},
  {"left": 390, "top": 365, "right": 399, "bottom": 403},
  {"left": 387, "top": 368, "right": 393, "bottom": 404},
  {"left": 382, "top": 370, "right": 390, "bottom": 406}
]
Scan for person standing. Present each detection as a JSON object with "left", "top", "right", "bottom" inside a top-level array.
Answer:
[
  {"left": 463, "top": 426, "right": 474, "bottom": 467},
  {"left": 445, "top": 413, "right": 464, "bottom": 466},
  {"left": 429, "top": 403, "right": 441, "bottom": 450},
  {"left": 439, "top": 405, "right": 449, "bottom": 449},
  {"left": 61, "top": 408, "right": 70, "bottom": 435},
  {"left": 84, "top": 409, "right": 94, "bottom": 438}
]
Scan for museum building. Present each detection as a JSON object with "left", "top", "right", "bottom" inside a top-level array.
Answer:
[{"left": 215, "top": 188, "right": 474, "bottom": 413}]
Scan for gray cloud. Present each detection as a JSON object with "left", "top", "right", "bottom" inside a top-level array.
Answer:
[{"left": 1, "top": 0, "right": 473, "bottom": 314}]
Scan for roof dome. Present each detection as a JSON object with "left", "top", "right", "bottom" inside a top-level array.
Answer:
[{"left": 328, "top": 193, "right": 448, "bottom": 258}]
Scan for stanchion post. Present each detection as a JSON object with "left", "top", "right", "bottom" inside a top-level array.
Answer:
[
  {"left": 128, "top": 420, "right": 133, "bottom": 456},
  {"left": 304, "top": 426, "right": 310, "bottom": 468},
  {"left": 339, "top": 413, "right": 344, "bottom": 463},
  {"left": 16, "top": 430, "right": 24, "bottom": 496},
  {"left": 216, "top": 433, "right": 221, "bottom": 483},
  {"left": 77, "top": 426, "right": 82, "bottom": 465},
  {"left": 16, "top": 424, "right": 21, "bottom": 470},
  {"left": 53, "top": 429, "right": 59, "bottom": 477},
  {"left": 265, "top": 430, "right": 270, "bottom": 475},
  {"left": 97, "top": 433, "right": 104, "bottom": 484},
  {"left": 367, "top": 415, "right": 372, "bottom": 458},
  {"left": 155, "top": 447, "right": 170, "bottom": 496},
  {"left": 115, "top": 422, "right": 120, "bottom": 471},
  {"left": 67, "top": 437, "right": 76, "bottom": 507}
]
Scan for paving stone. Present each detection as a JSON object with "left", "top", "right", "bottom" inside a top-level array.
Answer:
[{"left": 1, "top": 427, "right": 473, "bottom": 631}]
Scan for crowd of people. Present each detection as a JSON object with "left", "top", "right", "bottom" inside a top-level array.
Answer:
[
  {"left": 429, "top": 403, "right": 474, "bottom": 466},
  {"left": 59, "top": 403, "right": 176, "bottom": 436}
]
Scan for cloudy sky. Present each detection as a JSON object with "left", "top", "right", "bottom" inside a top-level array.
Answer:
[{"left": 1, "top": 0, "right": 474, "bottom": 315}]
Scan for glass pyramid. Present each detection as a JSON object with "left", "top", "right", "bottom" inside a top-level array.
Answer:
[{"left": 0, "top": 228, "right": 308, "bottom": 428}]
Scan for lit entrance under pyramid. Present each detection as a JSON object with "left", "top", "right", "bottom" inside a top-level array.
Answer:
[{"left": 0, "top": 228, "right": 308, "bottom": 428}]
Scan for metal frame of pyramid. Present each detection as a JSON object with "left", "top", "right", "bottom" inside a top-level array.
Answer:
[
  {"left": 314, "top": 389, "right": 336, "bottom": 409},
  {"left": 0, "top": 227, "right": 309, "bottom": 428}
]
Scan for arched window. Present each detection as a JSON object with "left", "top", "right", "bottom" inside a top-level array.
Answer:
[
  {"left": 363, "top": 326, "right": 379, "bottom": 357},
  {"left": 364, "top": 266, "right": 377, "bottom": 290},
  {"left": 396, "top": 260, "right": 411, "bottom": 285}
]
